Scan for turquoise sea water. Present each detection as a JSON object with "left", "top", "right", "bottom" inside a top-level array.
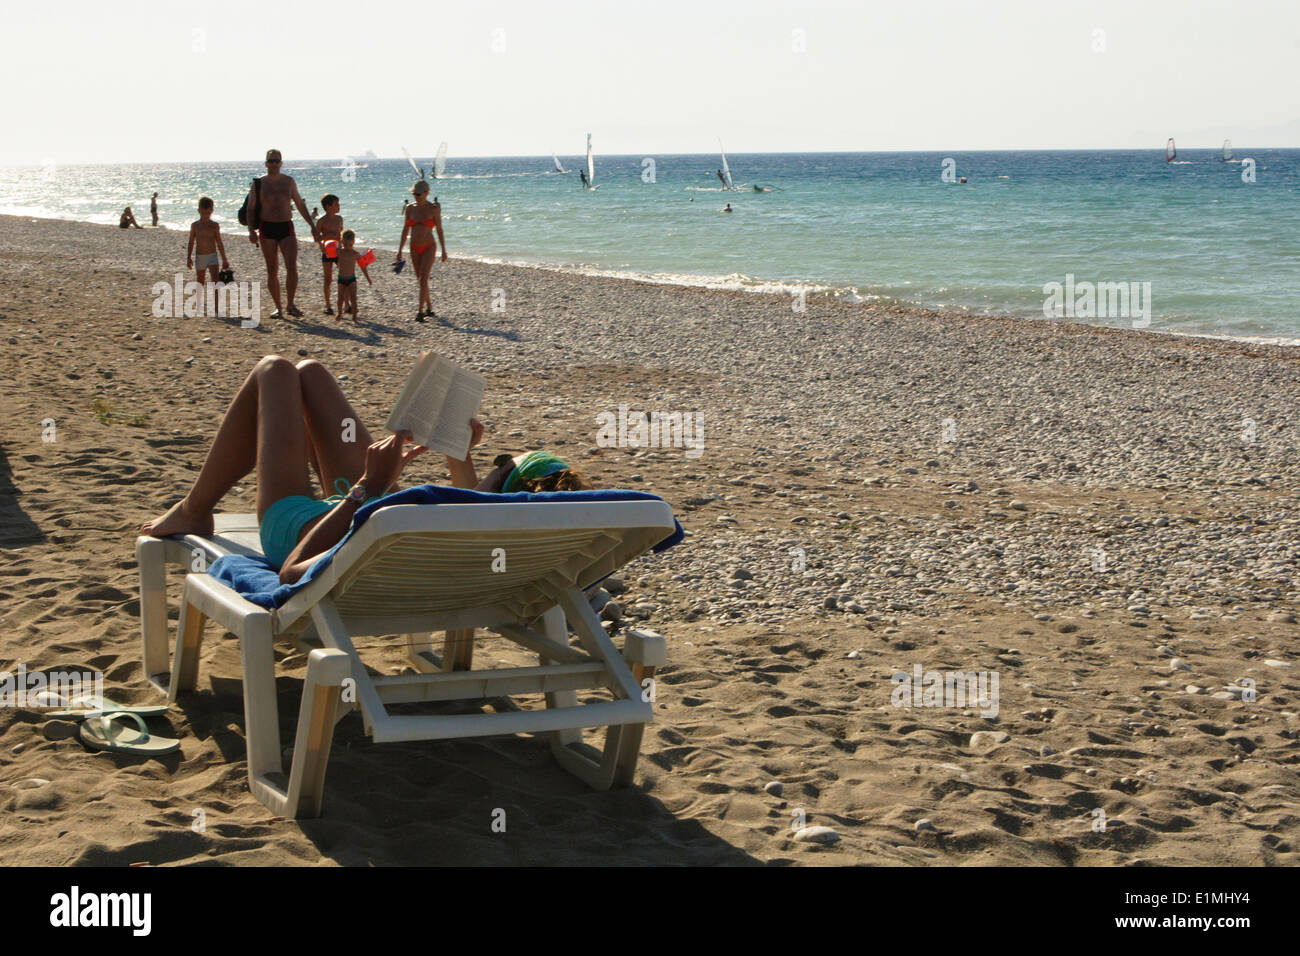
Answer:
[{"left": 3, "top": 150, "right": 1298, "bottom": 341}]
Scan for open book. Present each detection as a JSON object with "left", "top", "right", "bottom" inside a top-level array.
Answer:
[{"left": 386, "top": 352, "right": 485, "bottom": 459}]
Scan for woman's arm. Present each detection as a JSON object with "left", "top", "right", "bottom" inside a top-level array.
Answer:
[
  {"left": 397, "top": 220, "right": 410, "bottom": 258},
  {"left": 278, "top": 432, "right": 427, "bottom": 584},
  {"left": 444, "top": 419, "right": 485, "bottom": 489},
  {"left": 434, "top": 204, "right": 447, "bottom": 260},
  {"left": 277, "top": 492, "right": 371, "bottom": 585}
]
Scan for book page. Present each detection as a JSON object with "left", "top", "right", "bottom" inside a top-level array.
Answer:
[
  {"left": 385, "top": 353, "right": 484, "bottom": 458},
  {"left": 386, "top": 352, "right": 452, "bottom": 447},
  {"left": 425, "top": 365, "right": 486, "bottom": 459}
]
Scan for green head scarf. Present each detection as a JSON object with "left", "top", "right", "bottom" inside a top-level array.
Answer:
[{"left": 502, "top": 450, "right": 571, "bottom": 494}]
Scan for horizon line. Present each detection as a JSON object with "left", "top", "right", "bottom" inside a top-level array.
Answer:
[{"left": 5, "top": 145, "right": 1299, "bottom": 167}]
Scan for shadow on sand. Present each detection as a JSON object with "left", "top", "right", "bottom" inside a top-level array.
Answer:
[
  {"left": 434, "top": 314, "right": 522, "bottom": 342},
  {"left": 154, "top": 666, "right": 763, "bottom": 866},
  {"left": 0, "top": 444, "right": 47, "bottom": 548}
]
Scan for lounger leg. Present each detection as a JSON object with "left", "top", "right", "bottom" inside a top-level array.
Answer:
[
  {"left": 613, "top": 641, "right": 664, "bottom": 787},
  {"left": 539, "top": 606, "right": 583, "bottom": 751},
  {"left": 404, "top": 632, "right": 440, "bottom": 672},
  {"left": 137, "top": 537, "right": 170, "bottom": 692},
  {"left": 443, "top": 629, "right": 475, "bottom": 671},
  {"left": 283, "top": 649, "right": 352, "bottom": 819},
  {"left": 241, "top": 616, "right": 290, "bottom": 814},
  {"left": 543, "top": 609, "right": 665, "bottom": 790},
  {"left": 169, "top": 597, "right": 207, "bottom": 701}
]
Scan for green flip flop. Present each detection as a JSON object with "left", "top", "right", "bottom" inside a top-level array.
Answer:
[
  {"left": 79, "top": 712, "right": 180, "bottom": 756},
  {"left": 39, "top": 692, "right": 169, "bottom": 720}
]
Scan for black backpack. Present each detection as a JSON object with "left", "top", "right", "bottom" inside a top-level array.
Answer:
[{"left": 237, "top": 177, "right": 261, "bottom": 227}]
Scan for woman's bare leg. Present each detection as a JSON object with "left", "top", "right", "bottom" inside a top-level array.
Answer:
[
  {"left": 412, "top": 247, "right": 433, "bottom": 313},
  {"left": 140, "top": 355, "right": 315, "bottom": 535},
  {"left": 297, "top": 359, "right": 373, "bottom": 494}
]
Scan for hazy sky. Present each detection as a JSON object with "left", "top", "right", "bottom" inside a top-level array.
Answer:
[{"left": 4, "top": 0, "right": 1297, "bottom": 164}]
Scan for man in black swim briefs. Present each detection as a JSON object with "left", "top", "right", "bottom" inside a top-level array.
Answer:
[{"left": 247, "top": 149, "right": 319, "bottom": 320}]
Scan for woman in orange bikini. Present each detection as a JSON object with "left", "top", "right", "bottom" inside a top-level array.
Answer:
[{"left": 395, "top": 179, "right": 446, "bottom": 322}]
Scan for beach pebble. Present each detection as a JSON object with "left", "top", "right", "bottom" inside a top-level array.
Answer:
[
  {"left": 5, "top": 337, "right": 15, "bottom": 345},
  {"left": 914, "top": 818, "right": 937, "bottom": 832},
  {"left": 1010, "top": 501, "right": 1028, "bottom": 511},
  {"left": 793, "top": 825, "right": 840, "bottom": 844},
  {"left": 131, "top": 332, "right": 142, "bottom": 340},
  {"left": 823, "top": 595, "right": 838, "bottom": 610},
  {"left": 599, "top": 601, "right": 622, "bottom": 622},
  {"left": 1263, "top": 659, "right": 1292, "bottom": 668},
  {"left": 969, "top": 731, "right": 1010, "bottom": 751},
  {"left": 764, "top": 781, "right": 784, "bottom": 796},
  {"left": 202, "top": 336, "right": 212, "bottom": 344},
  {"left": 12, "top": 778, "right": 60, "bottom": 810},
  {"left": 297, "top": 348, "right": 309, "bottom": 357},
  {"left": 730, "top": 567, "right": 754, "bottom": 580},
  {"left": 1156, "top": 645, "right": 1174, "bottom": 657},
  {"left": 846, "top": 650, "right": 862, "bottom": 659},
  {"left": 1170, "top": 658, "right": 1193, "bottom": 673},
  {"left": 1040, "top": 745, "right": 1057, "bottom": 756}
]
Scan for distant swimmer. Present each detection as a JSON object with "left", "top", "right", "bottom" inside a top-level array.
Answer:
[
  {"left": 753, "top": 185, "right": 771, "bottom": 192},
  {"left": 150, "top": 192, "right": 159, "bottom": 226},
  {"left": 717, "top": 168, "right": 728, "bottom": 187},
  {"left": 959, "top": 177, "right": 967, "bottom": 184},
  {"left": 723, "top": 203, "right": 733, "bottom": 213},
  {"left": 119, "top": 206, "right": 143, "bottom": 229},
  {"left": 689, "top": 196, "right": 694, "bottom": 202}
]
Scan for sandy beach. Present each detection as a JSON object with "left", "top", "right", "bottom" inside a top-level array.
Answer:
[{"left": 1, "top": 213, "right": 1297, "bottom": 866}]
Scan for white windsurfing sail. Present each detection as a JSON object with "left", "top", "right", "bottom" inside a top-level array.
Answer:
[
  {"left": 1165, "top": 138, "right": 1176, "bottom": 163},
  {"left": 586, "top": 134, "right": 595, "bottom": 188},
  {"left": 552, "top": 151, "right": 568, "bottom": 173},
  {"left": 719, "top": 138, "right": 734, "bottom": 189},
  {"left": 1221, "top": 139, "right": 1233, "bottom": 162},
  {"left": 434, "top": 142, "right": 448, "bottom": 178},
  {"left": 402, "top": 145, "right": 425, "bottom": 179}
]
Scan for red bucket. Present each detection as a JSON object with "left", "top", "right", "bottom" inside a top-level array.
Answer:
[
  {"left": 358, "top": 248, "right": 376, "bottom": 268},
  {"left": 322, "top": 239, "right": 338, "bottom": 260}
]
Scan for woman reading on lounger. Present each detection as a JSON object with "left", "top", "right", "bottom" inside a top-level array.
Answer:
[{"left": 140, "top": 355, "right": 591, "bottom": 585}]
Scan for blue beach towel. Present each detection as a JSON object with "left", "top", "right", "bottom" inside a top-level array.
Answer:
[{"left": 208, "top": 485, "right": 684, "bottom": 610}]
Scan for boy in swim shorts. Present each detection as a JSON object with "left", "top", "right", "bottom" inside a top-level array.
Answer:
[
  {"left": 335, "top": 229, "right": 373, "bottom": 322},
  {"left": 317, "top": 193, "right": 343, "bottom": 315},
  {"left": 187, "top": 197, "right": 230, "bottom": 311}
]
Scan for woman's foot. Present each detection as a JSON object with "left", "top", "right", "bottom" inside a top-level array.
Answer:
[
  {"left": 414, "top": 311, "right": 427, "bottom": 323},
  {"left": 140, "top": 498, "right": 214, "bottom": 539},
  {"left": 268, "top": 309, "right": 284, "bottom": 321},
  {"left": 286, "top": 304, "right": 304, "bottom": 318},
  {"left": 324, "top": 306, "right": 334, "bottom": 316}
]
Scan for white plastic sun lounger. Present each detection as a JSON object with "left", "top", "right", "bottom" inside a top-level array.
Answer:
[{"left": 135, "top": 500, "right": 675, "bottom": 818}]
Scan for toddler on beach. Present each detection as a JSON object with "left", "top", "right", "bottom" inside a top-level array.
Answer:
[
  {"left": 316, "top": 194, "right": 343, "bottom": 316},
  {"left": 187, "top": 197, "right": 230, "bottom": 307},
  {"left": 335, "top": 229, "right": 372, "bottom": 322}
]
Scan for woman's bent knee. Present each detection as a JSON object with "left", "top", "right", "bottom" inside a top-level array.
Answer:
[{"left": 255, "top": 354, "right": 298, "bottom": 378}]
